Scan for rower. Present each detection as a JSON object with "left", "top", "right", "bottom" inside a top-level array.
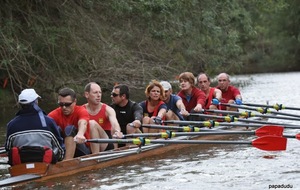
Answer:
[
  {"left": 177, "top": 72, "right": 206, "bottom": 120},
  {"left": 83, "top": 82, "right": 122, "bottom": 150},
  {"left": 216, "top": 73, "right": 243, "bottom": 111},
  {"left": 139, "top": 80, "right": 167, "bottom": 133},
  {"left": 110, "top": 84, "right": 143, "bottom": 147},
  {"left": 160, "top": 81, "right": 189, "bottom": 121},
  {"left": 197, "top": 73, "right": 222, "bottom": 110}
]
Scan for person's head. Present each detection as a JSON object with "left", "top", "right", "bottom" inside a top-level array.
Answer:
[
  {"left": 145, "top": 80, "right": 164, "bottom": 101},
  {"left": 84, "top": 82, "right": 102, "bottom": 105},
  {"left": 197, "top": 73, "right": 211, "bottom": 91},
  {"left": 217, "top": 73, "right": 230, "bottom": 91},
  {"left": 58, "top": 87, "right": 77, "bottom": 116},
  {"left": 18, "top": 88, "right": 41, "bottom": 109},
  {"left": 160, "top": 81, "right": 172, "bottom": 101},
  {"left": 111, "top": 84, "right": 130, "bottom": 105},
  {"left": 178, "top": 72, "right": 195, "bottom": 91}
]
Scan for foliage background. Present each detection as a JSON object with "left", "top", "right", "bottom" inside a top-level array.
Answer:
[{"left": 0, "top": 0, "right": 299, "bottom": 105}]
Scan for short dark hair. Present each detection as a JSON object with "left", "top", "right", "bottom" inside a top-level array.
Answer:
[
  {"left": 114, "top": 84, "right": 129, "bottom": 99},
  {"left": 58, "top": 87, "right": 76, "bottom": 101}
]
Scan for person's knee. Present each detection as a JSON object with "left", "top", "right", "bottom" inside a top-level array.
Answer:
[
  {"left": 89, "top": 120, "right": 97, "bottom": 130},
  {"left": 65, "top": 125, "right": 77, "bottom": 137}
]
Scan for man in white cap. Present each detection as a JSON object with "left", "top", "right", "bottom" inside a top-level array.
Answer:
[
  {"left": 160, "top": 81, "right": 189, "bottom": 120},
  {"left": 5, "top": 89, "right": 65, "bottom": 165}
]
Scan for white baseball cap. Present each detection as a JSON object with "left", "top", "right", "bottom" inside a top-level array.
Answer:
[
  {"left": 18, "top": 89, "right": 41, "bottom": 104},
  {"left": 160, "top": 81, "right": 172, "bottom": 91}
]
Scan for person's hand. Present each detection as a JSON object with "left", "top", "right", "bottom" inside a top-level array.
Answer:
[
  {"left": 153, "top": 116, "right": 162, "bottom": 124},
  {"left": 113, "top": 130, "right": 124, "bottom": 139},
  {"left": 235, "top": 99, "right": 242, "bottom": 105},
  {"left": 193, "top": 105, "right": 202, "bottom": 112},
  {"left": 180, "top": 108, "right": 189, "bottom": 117},
  {"left": 212, "top": 98, "right": 220, "bottom": 105},
  {"left": 74, "top": 134, "right": 86, "bottom": 144}
]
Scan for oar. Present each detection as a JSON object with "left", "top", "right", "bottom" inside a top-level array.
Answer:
[
  {"left": 130, "top": 125, "right": 300, "bottom": 140},
  {"left": 0, "top": 174, "right": 41, "bottom": 187},
  {"left": 142, "top": 124, "right": 203, "bottom": 132},
  {"left": 220, "top": 103, "right": 300, "bottom": 118},
  {"left": 200, "top": 109, "right": 300, "bottom": 121},
  {"left": 243, "top": 102, "right": 300, "bottom": 111},
  {"left": 163, "top": 119, "right": 281, "bottom": 128},
  {"left": 282, "top": 134, "right": 300, "bottom": 140},
  {"left": 87, "top": 136, "right": 287, "bottom": 151},
  {"left": 125, "top": 125, "right": 284, "bottom": 138},
  {"left": 159, "top": 120, "right": 300, "bottom": 129},
  {"left": 189, "top": 113, "right": 300, "bottom": 125}
]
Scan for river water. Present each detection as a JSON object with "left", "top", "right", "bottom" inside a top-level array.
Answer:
[{"left": 0, "top": 72, "right": 300, "bottom": 189}]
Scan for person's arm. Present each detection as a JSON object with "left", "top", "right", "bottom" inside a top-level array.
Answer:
[
  {"left": 176, "top": 99, "right": 189, "bottom": 116},
  {"left": 152, "top": 103, "right": 167, "bottom": 124},
  {"left": 233, "top": 87, "right": 242, "bottom": 104},
  {"left": 194, "top": 90, "right": 206, "bottom": 112},
  {"left": 74, "top": 119, "right": 88, "bottom": 143},
  {"left": 131, "top": 103, "right": 143, "bottom": 128},
  {"left": 156, "top": 103, "right": 167, "bottom": 119},
  {"left": 214, "top": 88, "right": 222, "bottom": 101},
  {"left": 106, "top": 106, "right": 122, "bottom": 134},
  {"left": 235, "top": 94, "right": 242, "bottom": 100}
]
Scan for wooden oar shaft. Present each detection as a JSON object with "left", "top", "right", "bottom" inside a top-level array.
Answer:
[{"left": 243, "top": 103, "right": 300, "bottom": 111}]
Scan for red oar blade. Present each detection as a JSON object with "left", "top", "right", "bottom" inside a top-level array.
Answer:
[
  {"left": 252, "top": 136, "right": 287, "bottom": 151},
  {"left": 295, "top": 134, "right": 300, "bottom": 140},
  {"left": 255, "top": 125, "right": 284, "bottom": 137}
]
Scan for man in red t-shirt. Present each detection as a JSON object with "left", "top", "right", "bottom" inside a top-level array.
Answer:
[
  {"left": 216, "top": 73, "right": 242, "bottom": 111},
  {"left": 48, "top": 87, "right": 91, "bottom": 160},
  {"left": 197, "top": 73, "right": 222, "bottom": 110}
]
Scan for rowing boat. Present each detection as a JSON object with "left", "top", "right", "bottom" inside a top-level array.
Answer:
[{"left": 0, "top": 117, "right": 266, "bottom": 187}]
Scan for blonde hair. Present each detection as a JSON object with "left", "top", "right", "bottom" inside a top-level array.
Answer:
[
  {"left": 145, "top": 80, "right": 165, "bottom": 101},
  {"left": 178, "top": 72, "right": 196, "bottom": 86}
]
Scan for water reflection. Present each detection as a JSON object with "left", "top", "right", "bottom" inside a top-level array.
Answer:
[{"left": 1, "top": 72, "right": 300, "bottom": 189}]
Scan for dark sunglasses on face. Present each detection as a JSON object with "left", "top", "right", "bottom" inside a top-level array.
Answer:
[
  {"left": 111, "top": 92, "right": 120, "bottom": 97},
  {"left": 58, "top": 102, "right": 73, "bottom": 107}
]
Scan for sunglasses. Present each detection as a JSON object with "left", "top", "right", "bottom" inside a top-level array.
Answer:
[
  {"left": 58, "top": 102, "right": 73, "bottom": 107},
  {"left": 111, "top": 92, "right": 120, "bottom": 97}
]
